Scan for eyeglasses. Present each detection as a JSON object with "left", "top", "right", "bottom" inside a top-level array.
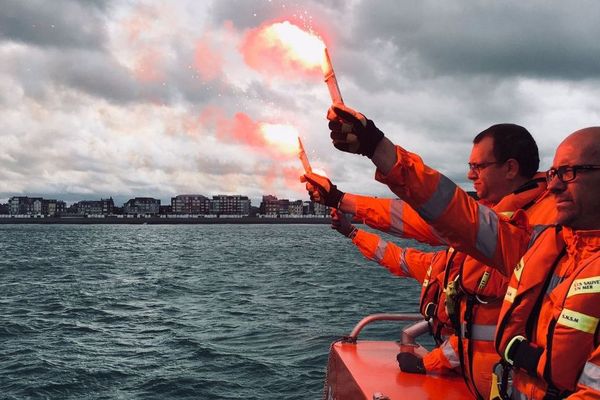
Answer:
[
  {"left": 546, "top": 165, "right": 600, "bottom": 183},
  {"left": 468, "top": 161, "right": 502, "bottom": 174}
]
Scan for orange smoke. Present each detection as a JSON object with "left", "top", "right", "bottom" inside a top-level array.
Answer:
[
  {"left": 120, "top": 4, "right": 167, "bottom": 83},
  {"left": 240, "top": 20, "right": 326, "bottom": 79},
  {"left": 133, "top": 49, "right": 165, "bottom": 82},
  {"left": 194, "top": 34, "right": 223, "bottom": 82},
  {"left": 183, "top": 106, "right": 320, "bottom": 198},
  {"left": 195, "top": 108, "right": 301, "bottom": 159}
]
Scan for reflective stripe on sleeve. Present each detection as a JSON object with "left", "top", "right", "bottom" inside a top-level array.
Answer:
[
  {"left": 475, "top": 205, "right": 499, "bottom": 260},
  {"left": 388, "top": 200, "right": 404, "bottom": 236},
  {"left": 417, "top": 174, "right": 456, "bottom": 222},
  {"left": 557, "top": 309, "right": 599, "bottom": 334},
  {"left": 578, "top": 362, "right": 600, "bottom": 391},
  {"left": 399, "top": 248, "right": 410, "bottom": 276},
  {"left": 374, "top": 238, "right": 387, "bottom": 263},
  {"left": 568, "top": 276, "right": 600, "bottom": 298},
  {"left": 440, "top": 339, "right": 460, "bottom": 368}
]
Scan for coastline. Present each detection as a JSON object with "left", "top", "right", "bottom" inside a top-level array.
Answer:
[{"left": 0, "top": 216, "right": 333, "bottom": 225}]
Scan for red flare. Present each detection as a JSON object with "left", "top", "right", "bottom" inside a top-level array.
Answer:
[{"left": 240, "top": 20, "right": 326, "bottom": 79}]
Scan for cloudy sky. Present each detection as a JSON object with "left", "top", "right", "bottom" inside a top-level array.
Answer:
[{"left": 1, "top": 0, "right": 599, "bottom": 206}]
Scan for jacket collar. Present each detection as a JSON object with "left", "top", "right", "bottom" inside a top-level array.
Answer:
[
  {"left": 562, "top": 226, "right": 600, "bottom": 266},
  {"left": 492, "top": 173, "right": 548, "bottom": 213}
]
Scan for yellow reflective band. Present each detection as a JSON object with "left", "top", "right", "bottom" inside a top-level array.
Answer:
[
  {"left": 568, "top": 276, "right": 600, "bottom": 298},
  {"left": 558, "top": 309, "right": 599, "bottom": 334},
  {"left": 513, "top": 258, "right": 524, "bottom": 282},
  {"left": 425, "top": 265, "right": 433, "bottom": 278},
  {"left": 500, "top": 211, "right": 514, "bottom": 218},
  {"left": 422, "top": 279, "right": 429, "bottom": 288},
  {"left": 504, "top": 286, "right": 516, "bottom": 303}
]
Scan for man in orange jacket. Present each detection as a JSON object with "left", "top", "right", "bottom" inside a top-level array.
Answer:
[
  {"left": 311, "top": 103, "right": 599, "bottom": 399},
  {"left": 306, "top": 124, "right": 556, "bottom": 398}
]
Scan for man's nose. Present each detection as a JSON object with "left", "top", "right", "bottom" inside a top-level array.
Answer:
[
  {"left": 547, "top": 175, "right": 566, "bottom": 193},
  {"left": 467, "top": 169, "right": 477, "bottom": 181}
]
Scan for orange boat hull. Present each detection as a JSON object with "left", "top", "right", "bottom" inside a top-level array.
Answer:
[{"left": 325, "top": 341, "right": 472, "bottom": 399}]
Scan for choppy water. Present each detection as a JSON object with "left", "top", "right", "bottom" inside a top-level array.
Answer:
[{"left": 0, "top": 224, "right": 433, "bottom": 399}]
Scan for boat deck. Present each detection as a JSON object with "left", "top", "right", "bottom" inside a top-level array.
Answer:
[{"left": 326, "top": 340, "right": 472, "bottom": 399}]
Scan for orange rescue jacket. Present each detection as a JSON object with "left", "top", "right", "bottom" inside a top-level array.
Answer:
[
  {"left": 351, "top": 176, "right": 556, "bottom": 398},
  {"left": 495, "top": 226, "right": 600, "bottom": 398},
  {"left": 374, "top": 144, "right": 600, "bottom": 398}
]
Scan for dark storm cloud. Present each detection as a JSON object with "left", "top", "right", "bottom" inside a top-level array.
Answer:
[
  {"left": 2, "top": 44, "right": 220, "bottom": 106},
  {"left": 195, "top": 156, "right": 243, "bottom": 176},
  {"left": 0, "top": 0, "right": 109, "bottom": 49},
  {"left": 352, "top": 0, "right": 600, "bottom": 80},
  {"left": 206, "top": 0, "right": 348, "bottom": 29},
  {"left": 207, "top": 0, "right": 284, "bottom": 29},
  {"left": 0, "top": 0, "right": 222, "bottom": 106},
  {"left": 3, "top": 46, "right": 147, "bottom": 103}
]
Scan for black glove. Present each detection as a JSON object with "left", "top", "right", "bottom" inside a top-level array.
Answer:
[
  {"left": 509, "top": 339, "right": 543, "bottom": 377},
  {"left": 302, "top": 173, "right": 345, "bottom": 208},
  {"left": 327, "top": 104, "right": 385, "bottom": 158},
  {"left": 331, "top": 209, "right": 356, "bottom": 237},
  {"left": 397, "top": 352, "right": 426, "bottom": 374}
]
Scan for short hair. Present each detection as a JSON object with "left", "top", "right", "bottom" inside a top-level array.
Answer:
[{"left": 473, "top": 124, "right": 539, "bottom": 179}]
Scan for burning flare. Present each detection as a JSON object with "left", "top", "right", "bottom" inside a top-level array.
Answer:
[
  {"left": 241, "top": 20, "right": 326, "bottom": 78},
  {"left": 260, "top": 123, "right": 301, "bottom": 156},
  {"left": 241, "top": 20, "right": 343, "bottom": 103}
]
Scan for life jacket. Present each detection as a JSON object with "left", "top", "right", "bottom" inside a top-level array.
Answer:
[
  {"left": 419, "top": 248, "right": 464, "bottom": 344},
  {"left": 495, "top": 226, "right": 600, "bottom": 398},
  {"left": 445, "top": 177, "right": 555, "bottom": 399}
]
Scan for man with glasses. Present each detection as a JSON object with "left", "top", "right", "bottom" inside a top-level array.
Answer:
[
  {"left": 303, "top": 124, "right": 556, "bottom": 399},
  {"left": 313, "top": 103, "right": 600, "bottom": 398}
]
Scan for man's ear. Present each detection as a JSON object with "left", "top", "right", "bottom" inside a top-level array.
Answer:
[{"left": 505, "top": 158, "right": 520, "bottom": 179}]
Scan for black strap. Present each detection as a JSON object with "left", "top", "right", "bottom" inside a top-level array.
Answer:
[
  {"left": 542, "top": 384, "right": 571, "bottom": 400},
  {"left": 496, "top": 361, "right": 512, "bottom": 400},
  {"left": 419, "top": 249, "right": 457, "bottom": 345},
  {"left": 443, "top": 249, "right": 458, "bottom": 288},
  {"left": 443, "top": 250, "right": 461, "bottom": 334},
  {"left": 514, "top": 177, "right": 545, "bottom": 195}
]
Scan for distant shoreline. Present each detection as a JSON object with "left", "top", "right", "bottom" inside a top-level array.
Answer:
[{"left": 0, "top": 216, "right": 333, "bottom": 225}]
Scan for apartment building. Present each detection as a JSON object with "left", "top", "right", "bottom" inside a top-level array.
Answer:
[
  {"left": 210, "top": 195, "right": 250, "bottom": 216},
  {"left": 171, "top": 194, "right": 210, "bottom": 215},
  {"left": 123, "top": 197, "right": 161, "bottom": 215}
]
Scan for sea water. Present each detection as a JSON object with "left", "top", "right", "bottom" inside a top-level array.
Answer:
[{"left": 0, "top": 224, "right": 434, "bottom": 399}]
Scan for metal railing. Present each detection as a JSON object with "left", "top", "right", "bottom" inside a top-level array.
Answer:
[{"left": 346, "top": 313, "right": 430, "bottom": 344}]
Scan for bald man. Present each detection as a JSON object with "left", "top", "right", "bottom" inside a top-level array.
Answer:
[{"left": 316, "top": 105, "right": 600, "bottom": 399}]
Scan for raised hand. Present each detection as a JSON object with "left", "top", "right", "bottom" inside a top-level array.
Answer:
[
  {"left": 330, "top": 209, "right": 356, "bottom": 237},
  {"left": 327, "top": 103, "right": 385, "bottom": 158},
  {"left": 300, "top": 172, "right": 345, "bottom": 208}
]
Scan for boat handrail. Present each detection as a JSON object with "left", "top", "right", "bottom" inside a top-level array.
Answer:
[{"left": 346, "top": 313, "right": 429, "bottom": 343}]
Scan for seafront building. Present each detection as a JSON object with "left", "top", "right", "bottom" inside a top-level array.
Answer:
[
  {"left": 123, "top": 197, "right": 161, "bottom": 215},
  {"left": 70, "top": 198, "right": 114, "bottom": 215},
  {"left": 210, "top": 195, "right": 251, "bottom": 216},
  {"left": 8, "top": 196, "right": 66, "bottom": 216},
  {"left": 171, "top": 195, "right": 211, "bottom": 215},
  {"left": 2, "top": 193, "right": 330, "bottom": 218},
  {"left": 259, "top": 195, "right": 306, "bottom": 217}
]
